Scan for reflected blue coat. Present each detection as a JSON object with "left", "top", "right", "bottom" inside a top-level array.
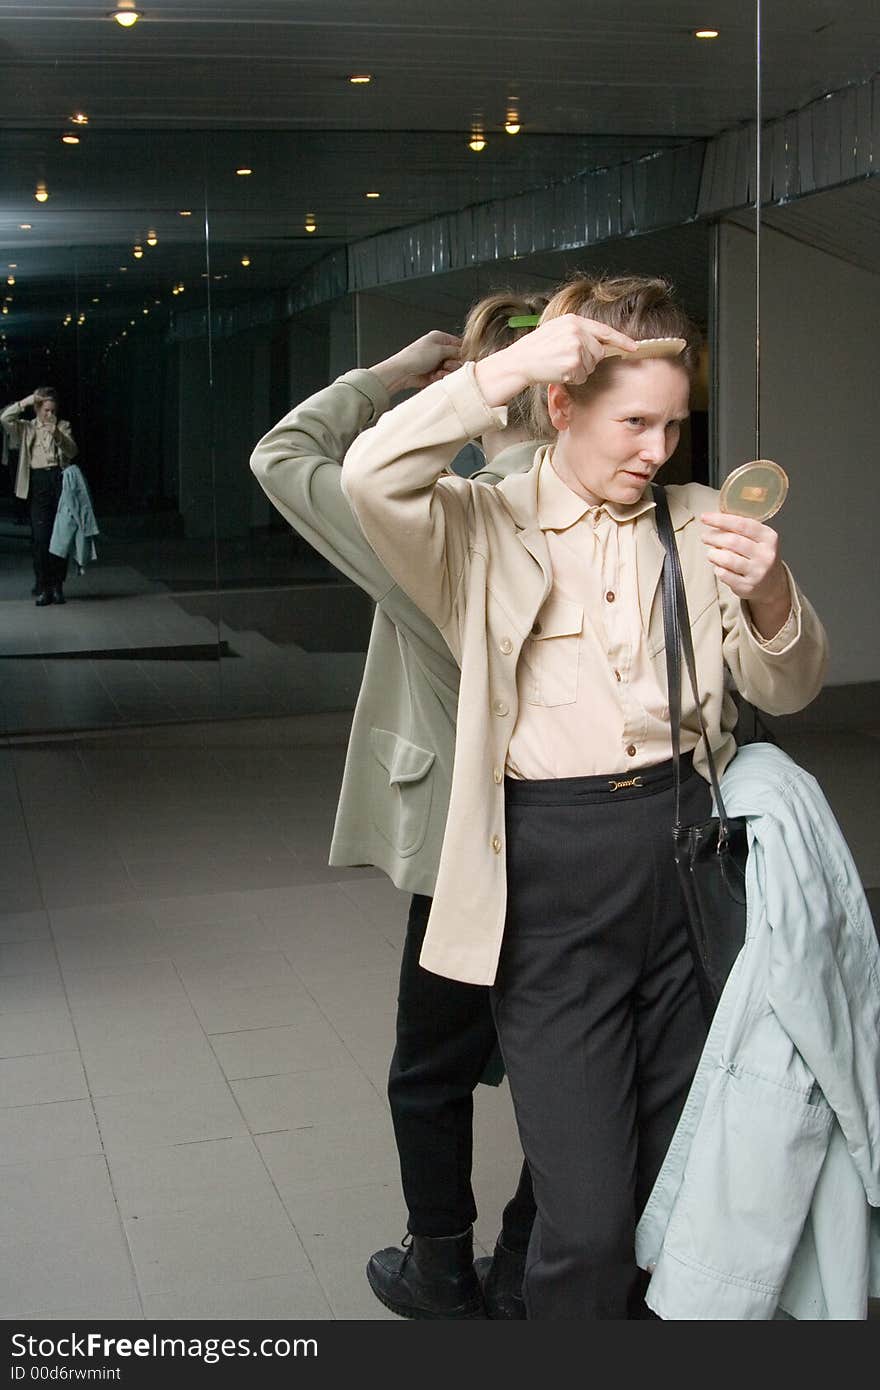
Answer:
[
  {"left": 49, "top": 464, "right": 99, "bottom": 571},
  {"left": 636, "top": 742, "right": 880, "bottom": 1319}
]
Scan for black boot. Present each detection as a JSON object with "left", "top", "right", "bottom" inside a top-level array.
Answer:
[
  {"left": 366, "top": 1229, "right": 486, "bottom": 1319},
  {"left": 474, "top": 1238, "right": 527, "bottom": 1319},
  {"left": 35, "top": 590, "right": 53, "bottom": 607},
  {"left": 51, "top": 585, "right": 65, "bottom": 605}
]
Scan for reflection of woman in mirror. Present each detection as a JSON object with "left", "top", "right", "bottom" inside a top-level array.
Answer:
[
  {"left": 1, "top": 387, "right": 78, "bottom": 605},
  {"left": 342, "top": 275, "right": 828, "bottom": 1319}
]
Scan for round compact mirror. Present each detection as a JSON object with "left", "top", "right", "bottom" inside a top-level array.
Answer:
[{"left": 719, "top": 459, "right": 789, "bottom": 522}]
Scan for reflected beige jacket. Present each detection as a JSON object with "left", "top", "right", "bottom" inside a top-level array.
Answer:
[
  {"left": 1, "top": 401, "right": 78, "bottom": 500},
  {"left": 342, "top": 363, "right": 829, "bottom": 985},
  {"left": 250, "top": 369, "right": 536, "bottom": 897}
]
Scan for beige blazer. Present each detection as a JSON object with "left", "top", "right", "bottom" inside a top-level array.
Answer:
[
  {"left": 0, "top": 402, "right": 78, "bottom": 500},
  {"left": 250, "top": 369, "right": 536, "bottom": 897},
  {"left": 342, "top": 363, "right": 829, "bottom": 985}
]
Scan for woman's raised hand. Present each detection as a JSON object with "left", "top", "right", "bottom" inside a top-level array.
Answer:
[
  {"left": 371, "top": 332, "right": 462, "bottom": 396},
  {"left": 475, "top": 315, "right": 639, "bottom": 406}
]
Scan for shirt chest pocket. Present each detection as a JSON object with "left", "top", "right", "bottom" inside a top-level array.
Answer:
[{"left": 521, "top": 595, "right": 584, "bottom": 707}]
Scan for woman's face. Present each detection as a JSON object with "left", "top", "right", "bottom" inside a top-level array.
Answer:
[
  {"left": 35, "top": 398, "right": 57, "bottom": 425},
  {"left": 549, "top": 358, "right": 691, "bottom": 508}
]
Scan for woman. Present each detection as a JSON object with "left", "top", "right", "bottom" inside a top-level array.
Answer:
[
  {"left": 1, "top": 387, "right": 78, "bottom": 605},
  {"left": 342, "top": 274, "right": 828, "bottom": 1319},
  {"left": 251, "top": 292, "right": 546, "bottom": 1320}
]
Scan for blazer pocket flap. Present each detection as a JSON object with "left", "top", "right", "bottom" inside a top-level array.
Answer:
[
  {"left": 370, "top": 728, "right": 435, "bottom": 786},
  {"left": 531, "top": 595, "right": 584, "bottom": 641}
]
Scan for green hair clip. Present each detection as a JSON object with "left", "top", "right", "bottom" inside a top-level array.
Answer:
[{"left": 507, "top": 314, "right": 541, "bottom": 328}]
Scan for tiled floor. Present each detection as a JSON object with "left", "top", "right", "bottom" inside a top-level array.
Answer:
[{"left": 0, "top": 712, "right": 877, "bottom": 1321}]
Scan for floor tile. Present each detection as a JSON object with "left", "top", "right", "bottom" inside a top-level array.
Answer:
[
  {"left": 123, "top": 1201, "right": 312, "bottom": 1295},
  {"left": 230, "top": 1065, "right": 385, "bottom": 1135},
  {"left": 256, "top": 1113, "right": 399, "bottom": 1200},
  {"left": 94, "top": 1080, "right": 249, "bottom": 1155},
  {"left": 0, "top": 1223, "right": 138, "bottom": 1319},
  {"left": 0, "top": 1051, "right": 88, "bottom": 1108},
  {"left": 0, "top": 1008, "right": 77, "bottom": 1059},
  {"left": 210, "top": 1019, "right": 353, "bottom": 1081},
  {"left": 141, "top": 1274, "right": 332, "bottom": 1321},
  {"left": 0, "top": 1099, "right": 103, "bottom": 1167},
  {"left": 0, "top": 1154, "right": 118, "bottom": 1239}
]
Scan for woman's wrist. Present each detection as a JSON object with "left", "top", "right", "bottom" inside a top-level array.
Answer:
[{"left": 473, "top": 349, "right": 531, "bottom": 407}]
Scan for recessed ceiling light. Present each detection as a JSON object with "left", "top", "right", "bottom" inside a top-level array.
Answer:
[
  {"left": 349, "top": 74, "right": 372, "bottom": 84},
  {"left": 110, "top": 4, "right": 142, "bottom": 27},
  {"left": 365, "top": 191, "right": 381, "bottom": 199},
  {"left": 694, "top": 29, "right": 719, "bottom": 39},
  {"left": 505, "top": 109, "right": 521, "bottom": 135},
  {"left": 240, "top": 256, "right": 251, "bottom": 267},
  {"left": 146, "top": 230, "right": 158, "bottom": 246},
  {"left": 468, "top": 131, "right": 486, "bottom": 153},
  {"left": 118, "top": 266, "right": 127, "bottom": 272},
  {"left": 70, "top": 112, "right": 89, "bottom": 126},
  {"left": 133, "top": 245, "right": 144, "bottom": 259},
  {"left": 235, "top": 167, "right": 253, "bottom": 176},
  {"left": 34, "top": 184, "right": 48, "bottom": 203},
  {"left": 6, "top": 277, "right": 15, "bottom": 286},
  {"left": 92, "top": 297, "right": 100, "bottom": 303},
  {"left": 7, "top": 264, "right": 16, "bottom": 270},
  {"left": 19, "top": 224, "right": 32, "bottom": 230},
  {"left": 61, "top": 134, "right": 80, "bottom": 146},
  {"left": 178, "top": 209, "right": 192, "bottom": 217}
]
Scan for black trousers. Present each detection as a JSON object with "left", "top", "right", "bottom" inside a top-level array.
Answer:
[
  {"left": 29, "top": 467, "right": 68, "bottom": 592},
  {"left": 388, "top": 892, "right": 535, "bottom": 1246},
  {"left": 491, "top": 756, "right": 710, "bottom": 1320}
]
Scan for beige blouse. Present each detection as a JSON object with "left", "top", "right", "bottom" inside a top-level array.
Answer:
[{"left": 507, "top": 455, "right": 796, "bottom": 780}]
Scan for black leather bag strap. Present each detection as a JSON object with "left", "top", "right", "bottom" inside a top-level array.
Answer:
[{"left": 652, "top": 484, "right": 733, "bottom": 844}]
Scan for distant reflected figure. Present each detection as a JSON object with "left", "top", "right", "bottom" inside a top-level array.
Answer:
[{"left": 1, "top": 388, "right": 78, "bottom": 605}]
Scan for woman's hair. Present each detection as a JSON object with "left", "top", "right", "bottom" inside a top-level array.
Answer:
[
  {"left": 529, "top": 273, "right": 703, "bottom": 437},
  {"left": 33, "top": 386, "right": 58, "bottom": 408},
  {"left": 460, "top": 289, "right": 549, "bottom": 432}
]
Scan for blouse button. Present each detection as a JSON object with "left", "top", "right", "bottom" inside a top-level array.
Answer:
[
  {"left": 605, "top": 590, "right": 616, "bottom": 603},
  {"left": 492, "top": 699, "right": 509, "bottom": 717},
  {"left": 626, "top": 744, "right": 637, "bottom": 757},
  {"left": 499, "top": 637, "right": 513, "bottom": 655},
  {"left": 613, "top": 669, "right": 622, "bottom": 683},
  {"left": 491, "top": 835, "right": 503, "bottom": 854}
]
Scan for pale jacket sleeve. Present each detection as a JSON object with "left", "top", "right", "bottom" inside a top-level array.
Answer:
[
  {"left": 1, "top": 401, "right": 26, "bottom": 446},
  {"left": 56, "top": 421, "right": 78, "bottom": 464},
  {"left": 720, "top": 562, "right": 828, "bottom": 714},
  {"left": 342, "top": 363, "right": 507, "bottom": 632},
  {"left": 679, "top": 481, "right": 828, "bottom": 715}
]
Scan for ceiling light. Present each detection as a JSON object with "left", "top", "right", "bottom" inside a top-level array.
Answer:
[
  {"left": 110, "top": 4, "right": 142, "bottom": 27},
  {"left": 235, "top": 167, "right": 253, "bottom": 176},
  {"left": 118, "top": 266, "right": 127, "bottom": 272},
  {"left": 365, "top": 191, "right": 381, "bottom": 199},
  {"left": 694, "top": 29, "right": 719, "bottom": 39},
  {"left": 6, "top": 277, "right": 14, "bottom": 286},
  {"left": 133, "top": 245, "right": 144, "bottom": 258},
  {"left": 146, "top": 229, "right": 158, "bottom": 246},
  {"left": 92, "top": 297, "right": 100, "bottom": 303},
  {"left": 70, "top": 112, "right": 89, "bottom": 126},
  {"left": 61, "top": 134, "right": 80, "bottom": 146},
  {"left": 7, "top": 264, "right": 16, "bottom": 269},
  {"left": 240, "top": 256, "right": 251, "bottom": 267},
  {"left": 349, "top": 74, "right": 372, "bottom": 84},
  {"left": 142, "top": 308, "right": 149, "bottom": 314},
  {"left": 468, "top": 130, "right": 486, "bottom": 153},
  {"left": 34, "top": 184, "right": 48, "bottom": 203},
  {"left": 505, "top": 109, "right": 521, "bottom": 135},
  {"left": 304, "top": 213, "right": 317, "bottom": 233},
  {"left": 19, "top": 224, "right": 32, "bottom": 230},
  {"left": 178, "top": 209, "right": 192, "bottom": 217}
]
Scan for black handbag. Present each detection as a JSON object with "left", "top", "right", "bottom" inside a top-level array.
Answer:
[{"left": 652, "top": 484, "right": 749, "bottom": 1023}]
